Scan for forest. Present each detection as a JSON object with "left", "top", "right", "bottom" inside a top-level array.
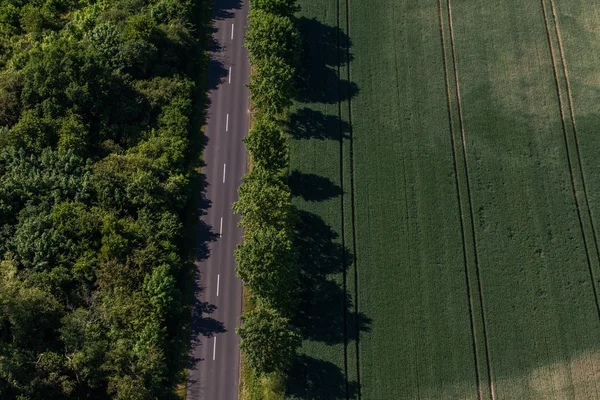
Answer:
[{"left": 0, "top": 0, "right": 205, "bottom": 398}]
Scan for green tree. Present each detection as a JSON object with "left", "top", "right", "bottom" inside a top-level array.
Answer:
[
  {"left": 20, "top": 5, "right": 45, "bottom": 35},
  {"left": 245, "top": 10, "right": 300, "bottom": 65},
  {"left": 0, "top": 258, "right": 70, "bottom": 399},
  {"left": 237, "top": 306, "right": 300, "bottom": 375},
  {"left": 233, "top": 167, "right": 293, "bottom": 231},
  {"left": 0, "top": 68, "right": 22, "bottom": 127},
  {"left": 244, "top": 117, "right": 288, "bottom": 171},
  {"left": 250, "top": 0, "right": 299, "bottom": 16},
  {"left": 235, "top": 226, "right": 297, "bottom": 311},
  {"left": 249, "top": 55, "right": 295, "bottom": 117},
  {"left": 0, "top": 0, "right": 202, "bottom": 396}
]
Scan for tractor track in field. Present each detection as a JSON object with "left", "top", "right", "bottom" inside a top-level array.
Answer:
[
  {"left": 344, "top": 0, "right": 361, "bottom": 397},
  {"left": 336, "top": 0, "right": 351, "bottom": 398},
  {"left": 437, "top": 1, "right": 495, "bottom": 399},
  {"left": 337, "top": 0, "right": 360, "bottom": 398},
  {"left": 436, "top": 2, "right": 482, "bottom": 399},
  {"left": 444, "top": 4, "right": 496, "bottom": 399},
  {"left": 549, "top": 0, "right": 600, "bottom": 317},
  {"left": 540, "top": 0, "right": 600, "bottom": 321}
]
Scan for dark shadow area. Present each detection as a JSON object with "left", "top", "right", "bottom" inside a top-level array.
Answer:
[
  {"left": 186, "top": 295, "right": 227, "bottom": 368},
  {"left": 190, "top": 300, "right": 227, "bottom": 339},
  {"left": 170, "top": 0, "right": 221, "bottom": 391},
  {"left": 288, "top": 107, "right": 350, "bottom": 140},
  {"left": 289, "top": 170, "right": 342, "bottom": 202},
  {"left": 214, "top": 0, "right": 242, "bottom": 20},
  {"left": 292, "top": 210, "right": 371, "bottom": 346},
  {"left": 182, "top": 155, "right": 219, "bottom": 378},
  {"left": 286, "top": 8, "right": 366, "bottom": 399},
  {"left": 294, "top": 16, "right": 358, "bottom": 104},
  {"left": 207, "top": 35, "right": 229, "bottom": 92},
  {"left": 285, "top": 355, "right": 358, "bottom": 400}
]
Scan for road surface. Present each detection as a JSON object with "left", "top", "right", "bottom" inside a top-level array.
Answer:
[{"left": 187, "top": 0, "right": 250, "bottom": 398}]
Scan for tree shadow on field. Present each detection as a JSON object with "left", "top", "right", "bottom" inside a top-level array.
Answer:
[
  {"left": 294, "top": 16, "right": 359, "bottom": 104},
  {"left": 286, "top": 355, "right": 358, "bottom": 400},
  {"left": 288, "top": 170, "right": 342, "bottom": 202},
  {"left": 285, "top": 210, "right": 370, "bottom": 399},
  {"left": 292, "top": 210, "right": 371, "bottom": 346},
  {"left": 285, "top": 8, "right": 368, "bottom": 400},
  {"left": 288, "top": 107, "right": 350, "bottom": 140}
]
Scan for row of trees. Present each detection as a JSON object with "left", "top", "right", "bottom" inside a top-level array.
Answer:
[
  {"left": 0, "top": 0, "right": 203, "bottom": 398},
  {"left": 234, "top": 0, "right": 302, "bottom": 376}
]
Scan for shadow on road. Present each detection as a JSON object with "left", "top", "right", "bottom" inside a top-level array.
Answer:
[
  {"left": 207, "top": 38, "right": 229, "bottom": 92},
  {"left": 214, "top": 0, "right": 242, "bottom": 20}
]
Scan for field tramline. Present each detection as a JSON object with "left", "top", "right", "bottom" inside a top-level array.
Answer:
[{"left": 292, "top": 0, "right": 600, "bottom": 398}]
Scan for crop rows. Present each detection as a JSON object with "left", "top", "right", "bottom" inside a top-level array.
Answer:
[
  {"left": 540, "top": 0, "right": 600, "bottom": 319},
  {"left": 437, "top": 0, "right": 494, "bottom": 397},
  {"left": 293, "top": 0, "right": 600, "bottom": 398}
]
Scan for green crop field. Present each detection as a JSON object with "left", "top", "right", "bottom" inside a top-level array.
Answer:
[{"left": 289, "top": 0, "right": 600, "bottom": 399}]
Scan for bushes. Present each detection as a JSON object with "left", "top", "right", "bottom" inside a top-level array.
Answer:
[
  {"left": 235, "top": 0, "right": 301, "bottom": 378},
  {"left": 0, "top": 0, "right": 202, "bottom": 398}
]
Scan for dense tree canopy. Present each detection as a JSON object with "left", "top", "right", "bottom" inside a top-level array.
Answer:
[
  {"left": 236, "top": 0, "right": 301, "bottom": 381},
  {"left": 249, "top": 55, "right": 295, "bottom": 117},
  {"left": 243, "top": 118, "right": 288, "bottom": 171},
  {"left": 233, "top": 167, "right": 294, "bottom": 232},
  {"left": 235, "top": 226, "right": 297, "bottom": 311},
  {"left": 0, "top": 0, "right": 203, "bottom": 398},
  {"left": 245, "top": 10, "right": 300, "bottom": 67},
  {"left": 237, "top": 306, "right": 300, "bottom": 375},
  {"left": 250, "top": 0, "right": 299, "bottom": 15}
]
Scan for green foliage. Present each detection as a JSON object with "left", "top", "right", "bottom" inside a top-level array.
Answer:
[
  {"left": 20, "top": 5, "right": 46, "bottom": 35},
  {"left": 244, "top": 117, "right": 288, "bottom": 171},
  {"left": 234, "top": 167, "right": 294, "bottom": 232},
  {"left": 122, "top": 14, "right": 156, "bottom": 42},
  {"left": 250, "top": 0, "right": 299, "bottom": 16},
  {"left": 0, "top": 68, "right": 22, "bottom": 127},
  {"left": 0, "top": 0, "right": 202, "bottom": 397},
  {"left": 245, "top": 10, "right": 300, "bottom": 66},
  {"left": 235, "top": 226, "right": 297, "bottom": 311},
  {"left": 237, "top": 0, "right": 301, "bottom": 385},
  {"left": 249, "top": 55, "right": 295, "bottom": 117},
  {"left": 237, "top": 306, "right": 301, "bottom": 375}
]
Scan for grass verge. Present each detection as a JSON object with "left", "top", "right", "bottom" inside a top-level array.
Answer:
[{"left": 239, "top": 288, "right": 286, "bottom": 400}]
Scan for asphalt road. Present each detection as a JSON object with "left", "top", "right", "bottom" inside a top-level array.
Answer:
[{"left": 187, "top": 0, "right": 250, "bottom": 398}]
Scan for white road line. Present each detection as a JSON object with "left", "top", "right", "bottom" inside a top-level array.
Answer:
[
  {"left": 220, "top": 217, "right": 223, "bottom": 236},
  {"left": 213, "top": 336, "right": 217, "bottom": 361},
  {"left": 226, "top": 114, "right": 229, "bottom": 132},
  {"left": 217, "top": 274, "right": 220, "bottom": 296},
  {"left": 231, "top": 24, "right": 234, "bottom": 40},
  {"left": 223, "top": 163, "right": 227, "bottom": 183},
  {"left": 229, "top": 66, "right": 232, "bottom": 83}
]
